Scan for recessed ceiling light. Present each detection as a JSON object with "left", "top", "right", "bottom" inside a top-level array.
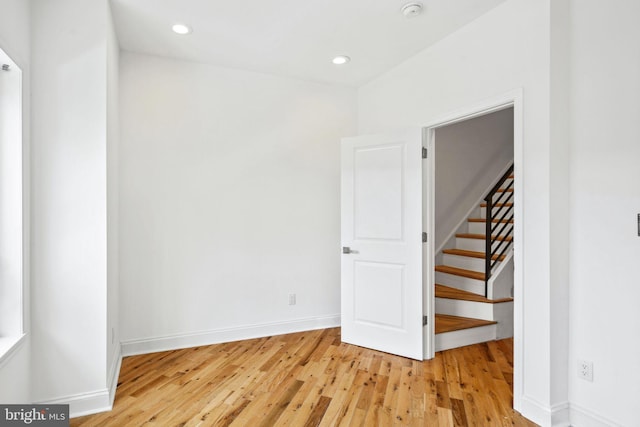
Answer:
[
  {"left": 172, "top": 23, "right": 192, "bottom": 35},
  {"left": 332, "top": 55, "right": 351, "bottom": 65}
]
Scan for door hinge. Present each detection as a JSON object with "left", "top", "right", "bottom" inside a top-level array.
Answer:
[
  {"left": 422, "top": 147, "right": 427, "bottom": 159},
  {"left": 423, "top": 315, "right": 428, "bottom": 326},
  {"left": 422, "top": 232, "right": 427, "bottom": 243}
]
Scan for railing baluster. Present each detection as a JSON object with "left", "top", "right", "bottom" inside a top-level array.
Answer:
[
  {"left": 485, "top": 195, "right": 493, "bottom": 298},
  {"left": 484, "top": 164, "right": 514, "bottom": 298}
]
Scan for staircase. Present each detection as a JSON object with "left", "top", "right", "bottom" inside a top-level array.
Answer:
[{"left": 434, "top": 168, "right": 514, "bottom": 352}]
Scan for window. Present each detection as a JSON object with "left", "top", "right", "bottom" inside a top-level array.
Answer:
[{"left": 0, "top": 45, "right": 25, "bottom": 359}]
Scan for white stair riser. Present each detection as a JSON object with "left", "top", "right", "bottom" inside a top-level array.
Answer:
[
  {"left": 468, "top": 221, "right": 513, "bottom": 236},
  {"left": 435, "top": 298, "right": 512, "bottom": 323},
  {"left": 442, "top": 254, "right": 497, "bottom": 271},
  {"left": 435, "top": 324, "right": 496, "bottom": 352},
  {"left": 455, "top": 237, "right": 503, "bottom": 252},
  {"left": 435, "top": 272, "right": 485, "bottom": 295}
]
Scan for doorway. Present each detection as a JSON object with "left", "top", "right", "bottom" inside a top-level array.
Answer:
[
  {"left": 429, "top": 107, "right": 515, "bottom": 354},
  {"left": 423, "top": 90, "right": 524, "bottom": 408}
]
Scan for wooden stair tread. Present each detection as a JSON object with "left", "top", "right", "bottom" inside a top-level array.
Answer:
[
  {"left": 435, "top": 284, "right": 513, "bottom": 303},
  {"left": 456, "top": 233, "right": 513, "bottom": 242},
  {"left": 496, "top": 188, "right": 514, "bottom": 192},
  {"left": 435, "top": 314, "right": 497, "bottom": 334},
  {"left": 435, "top": 265, "right": 484, "bottom": 281},
  {"left": 442, "top": 248, "right": 505, "bottom": 261},
  {"left": 468, "top": 218, "right": 513, "bottom": 223}
]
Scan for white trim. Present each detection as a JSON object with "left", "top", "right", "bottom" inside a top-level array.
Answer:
[
  {"left": 511, "top": 89, "right": 525, "bottom": 412},
  {"left": 487, "top": 249, "right": 514, "bottom": 299},
  {"left": 570, "top": 403, "right": 623, "bottom": 427},
  {"left": 422, "top": 129, "right": 435, "bottom": 360},
  {"left": 42, "top": 389, "right": 111, "bottom": 419},
  {"left": 40, "top": 345, "right": 121, "bottom": 419},
  {"left": 423, "top": 91, "right": 520, "bottom": 130},
  {"left": 551, "top": 401, "right": 571, "bottom": 427},
  {"left": 0, "top": 47, "right": 26, "bottom": 341},
  {"left": 520, "top": 396, "right": 556, "bottom": 427},
  {"left": 107, "top": 344, "right": 122, "bottom": 407},
  {"left": 121, "top": 314, "right": 341, "bottom": 357},
  {"left": 519, "top": 396, "right": 572, "bottom": 427},
  {"left": 422, "top": 88, "right": 525, "bottom": 408},
  {"left": 0, "top": 333, "right": 27, "bottom": 367}
]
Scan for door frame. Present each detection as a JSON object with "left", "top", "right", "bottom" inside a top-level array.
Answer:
[{"left": 422, "top": 89, "right": 524, "bottom": 409}]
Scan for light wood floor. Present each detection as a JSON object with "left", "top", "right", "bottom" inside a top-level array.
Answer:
[{"left": 71, "top": 328, "right": 537, "bottom": 426}]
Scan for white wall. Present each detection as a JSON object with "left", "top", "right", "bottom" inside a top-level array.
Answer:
[
  {"left": 30, "top": 0, "right": 112, "bottom": 414},
  {"left": 0, "top": 0, "right": 30, "bottom": 66},
  {"left": 568, "top": 1, "right": 640, "bottom": 426},
  {"left": 434, "top": 108, "right": 513, "bottom": 250},
  {"left": 0, "top": 0, "right": 30, "bottom": 404},
  {"left": 119, "top": 53, "right": 356, "bottom": 353},
  {"left": 358, "top": 1, "right": 570, "bottom": 425}
]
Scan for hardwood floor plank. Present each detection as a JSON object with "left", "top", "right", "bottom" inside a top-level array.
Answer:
[
  {"left": 409, "top": 362, "right": 425, "bottom": 422},
  {"left": 276, "top": 377, "right": 320, "bottom": 426},
  {"left": 362, "top": 373, "right": 388, "bottom": 426},
  {"left": 70, "top": 328, "right": 537, "bottom": 427},
  {"left": 335, "top": 369, "right": 368, "bottom": 426},
  {"left": 301, "top": 395, "right": 331, "bottom": 427},
  {"left": 451, "top": 397, "right": 469, "bottom": 427},
  {"left": 257, "top": 379, "right": 304, "bottom": 427},
  {"left": 435, "top": 380, "right": 450, "bottom": 409},
  {"left": 393, "top": 366, "right": 413, "bottom": 425}
]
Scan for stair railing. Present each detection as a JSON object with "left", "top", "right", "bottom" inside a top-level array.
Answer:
[{"left": 484, "top": 164, "right": 514, "bottom": 297}]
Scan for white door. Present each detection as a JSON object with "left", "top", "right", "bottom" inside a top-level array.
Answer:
[{"left": 341, "top": 129, "right": 425, "bottom": 360}]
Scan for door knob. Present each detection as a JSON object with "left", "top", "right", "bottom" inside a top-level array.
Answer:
[{"left": 342, "top": 246, "right": 351, "bottom": 254}]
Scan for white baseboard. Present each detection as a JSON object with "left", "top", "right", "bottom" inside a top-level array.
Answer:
[
  {"left": 519, "top": 396, "right": 623, "bottom": 427},
  {"left": 41, "top": 345, "right": 123, "bottom": 419},
  {"left": 569, "top": 403, "right": 622, "bottom": 427},
  {"left": 121, "top": 314, "right": 341, "bottom": 357},
  {"left": 42, "top": 389, "right": 112, "bottom": 419},
  {"left": 520, "top": 396, "right": 570, "bottom": 427},
  {"left": 551, "top": 402, "right": 571, "bottom": 427}
]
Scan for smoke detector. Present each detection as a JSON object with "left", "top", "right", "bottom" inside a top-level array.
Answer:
[{"left": 401, "top": 2, "right": 423, "bottom": 18}]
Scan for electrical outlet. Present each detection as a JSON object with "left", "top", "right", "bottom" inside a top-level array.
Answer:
[
  {"left": 578, "top": 359, "right": 593, "bottom": 381},
  {"left": 289, "top": 294, "right": 296, "bottom": 306}
]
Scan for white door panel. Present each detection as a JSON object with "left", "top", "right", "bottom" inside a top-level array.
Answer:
[
  {"left": 354, "top": 261, "right": 404, "bottom": 328},
  {"left": 341, "top": 130, "right": 425, "bottom": 360},
  {"left": 354, "top": 145, "right": 404, "bottom": 240}
]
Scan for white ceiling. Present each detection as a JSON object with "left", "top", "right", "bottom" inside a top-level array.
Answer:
[{"left": 110, "top": 0, "right": 506, "bottom": 87}]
